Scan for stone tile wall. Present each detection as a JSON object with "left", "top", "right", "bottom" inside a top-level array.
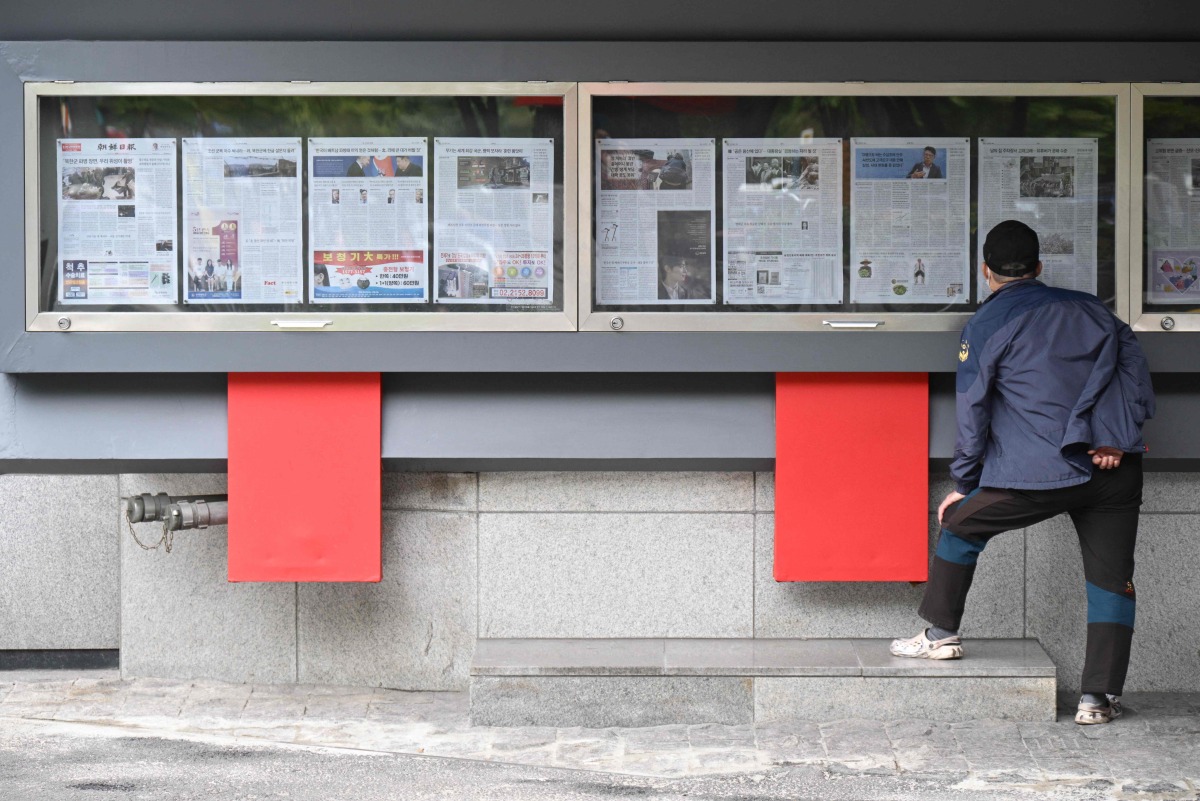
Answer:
[{"left": 1, "top": 470, "right": 1196, "bottom": 692}]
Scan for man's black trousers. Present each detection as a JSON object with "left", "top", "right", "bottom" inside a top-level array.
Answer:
[{"left": 920, "top": 455, "right": 1142, "bottom": 696}]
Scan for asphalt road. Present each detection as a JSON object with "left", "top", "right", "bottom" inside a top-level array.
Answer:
[{"left": 0, "top": 718, "right": 1134, "bottom": 801}]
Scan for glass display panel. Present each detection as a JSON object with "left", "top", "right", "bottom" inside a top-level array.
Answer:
[
  {"left": 590, "top": 94, "right": 1118, "bottom": 314},
  {"left": 37, "top": 93, "right": 566, "bottom": 315},
  {"left": 1143, "top": 96, "right": 1200, "bottom": 312}
]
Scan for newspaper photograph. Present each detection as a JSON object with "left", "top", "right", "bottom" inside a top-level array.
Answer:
[
  {"left": 56, "top": 138, "right": 178, "bottom": 304},
  {"left": 308, "top": 138, "right": 429, "bottom": 303},
  {"left": 977, "top": 138, "right": 1098, "bottom": 301},
  {"left": 1145, "top": 139, "right": 1200, "bottom": 304},
  {"left": 850, "top": 139, "right": 970, "bottom": 304},
  {"left": 595, "top": 139, "right": 716, "bottom": 305},
  {"left": 182, "top": 138, "right": 302, "bottom": 304},
  {"left": 723, "top": 138, "right": 843, "bottom": 305},
  {"left": 432, "top": 138, "right": 554, "bottom": 304}
]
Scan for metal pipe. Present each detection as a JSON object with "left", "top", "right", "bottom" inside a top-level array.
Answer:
[
  {"left": 123, "top": 492, "right": 228, "bottom": 523},
  {"left": 165, "top": 500, "right": 229, "bottom": 531}
]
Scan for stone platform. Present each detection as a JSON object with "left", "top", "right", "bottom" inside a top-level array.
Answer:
[{"left": 470, "top": 638, "right": 1056, "bottom": 727}]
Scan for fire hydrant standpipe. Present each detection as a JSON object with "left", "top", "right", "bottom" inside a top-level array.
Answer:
[{"left": 124, "top": 492, "right": 229, "bottom": 530}]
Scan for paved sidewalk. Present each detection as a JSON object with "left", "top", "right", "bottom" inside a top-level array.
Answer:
[{"left": 2, "top": 670, "right": 1199, "bottom": 798}]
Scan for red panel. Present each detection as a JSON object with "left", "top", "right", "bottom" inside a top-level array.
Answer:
[
  {"left": 774, "top": 373, "right": 928, "bottom": 582},
  {"left": 227, "top": 373, "right": 381, "bottom": 582}
]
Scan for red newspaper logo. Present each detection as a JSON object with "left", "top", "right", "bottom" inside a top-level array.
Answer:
[{"left": 61, "top": 143, "right": 82, "bottom": 152}]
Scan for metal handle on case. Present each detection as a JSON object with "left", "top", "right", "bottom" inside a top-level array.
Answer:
[
  {"left": 822, "top": 320, "right": 884, "bottom": 329},
  {"left": 270, "top": 320, "right": 333, "bottom": 329}
]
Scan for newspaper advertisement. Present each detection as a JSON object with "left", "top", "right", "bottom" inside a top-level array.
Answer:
[
  {"left": 977, "top": 138, "right": 1098, "bottom": 301},
  {"left": 182, "top": 138, "right": 302, "bottom": 304},
  {"left": 722, "top": 138, "right": 842, "bottom": 305},
  {"left": 57, "top": 138, "right": 178, "bottom": 304},
  {"left": 1145, "top": 138, "right": 1200, "bottom": 304},
  {"left": 850, "top": 138, "right": 970, "bottom": 304},
  {"left": 308, "top": 138, "right": 429, "bottom": 303},
  {"left": 596, "top": 139, "right": 717, "bottom": 305},
  {"left": 432, "top": 138, "right": 554, "bottom": 304}
]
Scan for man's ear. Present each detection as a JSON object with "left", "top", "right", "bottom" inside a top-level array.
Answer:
[{"left": 1035, "top": 261, "right": 1044, "bottom": 278}]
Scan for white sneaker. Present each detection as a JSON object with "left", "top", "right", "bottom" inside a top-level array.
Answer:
[
  {"left": 1075, "top": 695, "right": 1123, "bottom": 725},
  {"left": 889, "top": 629, "right": 963, "bottom": 660}
]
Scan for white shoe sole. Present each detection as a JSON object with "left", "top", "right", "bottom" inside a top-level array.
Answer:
[
  {"left": 1075, "top": 707, "right": 1120, "bottom": 725},
  {"left": 889, "top": 644, "right": 963, "bottom": 660}
]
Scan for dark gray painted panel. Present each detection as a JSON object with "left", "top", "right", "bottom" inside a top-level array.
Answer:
[
  {"left": 2, "top": 372, "right": 1198, "bottom": 469},
  {"left": 2, "top": 2, "right": 1198, "bottom": 42},
  {"left": 6, "top": 41, "right": 1200, "bottom": 83},
  {"left": 2, "top": 331, "right": 1193, "bottom": 375},
  {"left": 381, "top": 373, "right": 775, "bottom": 462},
  {"left": 3, "top": 332, "right": 963, "bottom": 374},
  {"left": 0, "top": 374, "right": 228, "bottom": 462}
]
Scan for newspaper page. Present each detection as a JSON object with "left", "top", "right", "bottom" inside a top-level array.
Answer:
[
  {"left": 308, "top": 138, "right": 429, "bottom": 303},
  {"left": 722, "top": 138, "right": 842, "bottom": 305},
  {"left": 182, "top": 138, "right": 302, "bottom": 304},
  {"left": 1145, "top": 138, "right": 1200, "bottom": 304},
  {"left": 432, "top": 138, "right": 554, "bottom": 304},
  {"left": 977, "top": 138, "right": 1098, "bottom": 301},
  {"left": 57, "top": 138, "right": 178, "bottom": 304},
  {"left": 596, "top": 139, "right": 717, "bottom": 305},
  {"left": 850, "top": 138, "right": 970, "bottom": 304}
]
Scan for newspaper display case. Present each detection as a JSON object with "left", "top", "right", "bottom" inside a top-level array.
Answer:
[
  {"left": 579, "top": 83, "right": 1129, "bottom": 332},
  {"left": 26, "top": 82, "right": 578, "bottom": 332},
  {"left": 1132, "top": 83, "right": 1200, "bottom": 332},
  {"left": 23, "top": 80, "right": 1149, "bottom": 337}
]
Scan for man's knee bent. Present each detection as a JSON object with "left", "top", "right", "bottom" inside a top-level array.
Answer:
[{"left": 934, "top": 527, "right": 988, "bottom": 567}]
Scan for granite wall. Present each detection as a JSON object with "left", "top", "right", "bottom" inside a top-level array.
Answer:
[{"left": 1, "top": 471, "right": 1195, "bottom": 693}]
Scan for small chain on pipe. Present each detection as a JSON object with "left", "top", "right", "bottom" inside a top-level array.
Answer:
[{"left": 124, "top": 509, "right": 174, "bottom": 553}]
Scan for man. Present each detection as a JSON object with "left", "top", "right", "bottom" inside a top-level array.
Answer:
[
  {"left": 657, "top": 152, "right": 690, "bottom": 189},
  {"left": 360, "top": 189, "right": 369, "bottom": 204},
  {"left": 331, "top": 188, "right": 340, "bottom": 204},
  {"left": 387, "top": 189, "right": 396, "bottom": 204},
  {"left": 395, "top": 155, "right": 422, "bottom": 177},
  {"left": 890, "top": 220, "right": 1154, "bottom": 726},
  {"left": 346, "top": 155, "right": 371, "bottom": 177},
  {"left": 908, "top": 146, "right": 943, "bottom": 179},
  {"left": 658, "top": 259, "right": 692, "bottom": 300}
]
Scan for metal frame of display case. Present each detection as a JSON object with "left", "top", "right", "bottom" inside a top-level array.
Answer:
[
  {"left": 577, "top": 81, "right": 1132, "bottom": 332},
  {"left": 24, "top": 80, "right": 1140, "bottom": 335},
  {"left": 24, "top": 81, "right": 579, "bottom": 333},
  {"left": 1130, "top": 82, "right": 1200, "bottom": 333}
]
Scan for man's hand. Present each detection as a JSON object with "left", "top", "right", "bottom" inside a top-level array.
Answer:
[
  {"left": 938, "top": 491, "right": 967, "bottom": 526},
  {"left": 1088, "top": 446, "right": 1123, "bottom": 470}
]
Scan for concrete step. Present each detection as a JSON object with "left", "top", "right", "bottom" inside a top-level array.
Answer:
[{"left": 470, "top": 638, "right": 1057, "bottom": 727}]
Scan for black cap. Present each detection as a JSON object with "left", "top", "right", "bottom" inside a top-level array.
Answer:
[{"left": 982, "top": 220, "right": 1040, "bottom": 277}]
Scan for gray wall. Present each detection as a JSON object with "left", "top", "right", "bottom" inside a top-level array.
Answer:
[
  {"left": 5, "top": 373, "right": 1200, "bottom": 472},
  {"left": 2, "top": 1, "right": 1198, "bottom": 41},
  {"left": 7, "top": 470, "right": 1197, "bottom": 693}
]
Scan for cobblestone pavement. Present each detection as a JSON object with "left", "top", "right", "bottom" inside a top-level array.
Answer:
[{"left": 2, "top": 670, "right": 1199, "bottom": 799}]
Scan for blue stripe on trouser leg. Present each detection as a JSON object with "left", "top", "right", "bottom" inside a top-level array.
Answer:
[
  {"left": 1086, "top": 581, "right": 1136, "bottom": 628},
  {"left": 934, "top": 528, "right": 987, "bottom": 566}
]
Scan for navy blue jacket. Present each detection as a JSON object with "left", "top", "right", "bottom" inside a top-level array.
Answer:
[{"left": 951, "top": 280, "right": 1155, "bottom": 495}]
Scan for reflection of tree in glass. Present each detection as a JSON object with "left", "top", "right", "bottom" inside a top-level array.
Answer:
[{"left": 68, "top": 95, "right": 546, "bottom": 141}]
